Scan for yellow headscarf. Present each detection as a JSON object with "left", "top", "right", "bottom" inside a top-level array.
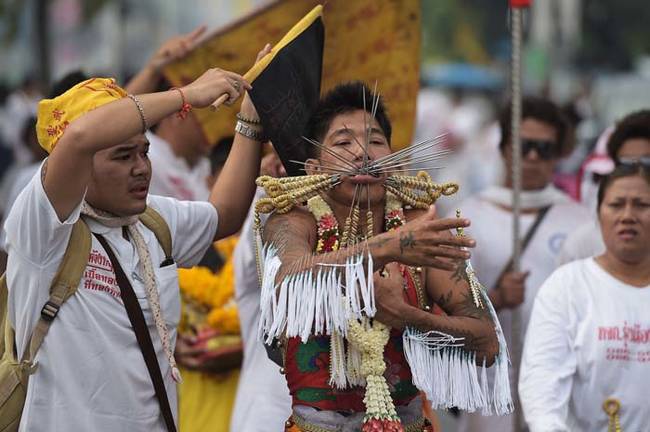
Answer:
[{"left": 36, "top": 77, "right": 127, "bottom": 153}]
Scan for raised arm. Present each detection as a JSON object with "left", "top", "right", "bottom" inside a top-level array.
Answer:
[
  {"left": 45, "top": 69, "right": 248, "bottom": 221},
  {"left": 124, "top": 26, "right": 207, "bottom": 95},
  {"left": 209, "top": 45, "right": 272, "bottom": 240}
]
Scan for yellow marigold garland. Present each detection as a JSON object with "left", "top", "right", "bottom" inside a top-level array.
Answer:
[{"left": 178, "top": 236, "right": 240, "bottom": 335}]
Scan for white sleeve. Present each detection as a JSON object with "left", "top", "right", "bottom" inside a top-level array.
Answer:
[
  {"left": 3, "top": 161, "right": 83, "bottom": 264},
  {"left": 519, "top": 268, "right": 577, "bottom": 432},
  {"left": 147, "top": 195, "right": 219, "bottom": 268}
]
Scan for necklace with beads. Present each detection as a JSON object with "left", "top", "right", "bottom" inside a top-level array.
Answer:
[{"left": 307, "top": 191, "right": 407, "bottom": 432}]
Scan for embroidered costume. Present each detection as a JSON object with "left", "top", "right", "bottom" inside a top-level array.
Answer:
[{"left": 254, "top": 170, "right": 513, "bottom": 431}]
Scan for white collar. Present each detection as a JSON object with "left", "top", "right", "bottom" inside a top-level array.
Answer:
[{"left": 480, "top": 184, "right": 570, "bottom": 210}]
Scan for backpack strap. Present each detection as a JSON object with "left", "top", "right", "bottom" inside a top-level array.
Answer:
[
  {"left": 139, "top": 207, "right": 173, "bottom": 264},
  {"left": 0, "top": 274, "right": 12, "bottom": 361},
  {"left": 23, "top": 219, "right": 91, "bottom": 362},
  {"left": 4, "top": 207, "right": 171, "bottom": 363}
]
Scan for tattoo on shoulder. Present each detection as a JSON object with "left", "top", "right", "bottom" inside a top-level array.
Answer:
[
  {"left": 455, "top": 290, "right": 491, "bottom": 321},
  {"left": 399, "top": 231, "right": 416, "bottom": 254},
  {"left": 436, "top": 290, "right": 453, "bottom": 308},
  {"left": 451, "top": 260, "right": 470, "bottom": 284}
]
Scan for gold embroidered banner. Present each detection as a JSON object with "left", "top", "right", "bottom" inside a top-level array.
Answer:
[{"left": 163, "top": 0, "right": 420, "bottom": 150}]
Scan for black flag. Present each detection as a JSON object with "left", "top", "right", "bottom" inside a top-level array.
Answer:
[{"left": 248, "top": 6, "right": 324, "bottom": 177}]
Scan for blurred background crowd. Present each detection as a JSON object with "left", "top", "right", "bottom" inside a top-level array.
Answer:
[
  {"left": 0, "top": 1, "right": 649, "bottom": 431},
  {"left": 2, "top": 0, "right": 650, "bottom": 215}
]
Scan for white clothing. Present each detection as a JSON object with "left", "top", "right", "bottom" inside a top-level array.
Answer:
[
  {"left": 4, "top": 164, "right": 218, "bottom": 432},
  {"left": 146, "top": 131, "right": 210, "bottom": 201},
  {"left": 520, "top": 258, "right": 650, "bottom": 432},
  {"left": 453, "top": 189, "right": 590, "bottom": 432},
  {"left": 479, "top": 184, "right": 572, "bottom": 210},
  {"left": 230, "top": 189, "right": 292, "bottom": 431},
  {"left": 0, "top": 162, "right": 40, "bottom": 249},
  {"left": 557, "top": 219, "right": 606, "bottom": 266},
  {"left": 6, "top": 162, "right": 41, "bottom": 211}
]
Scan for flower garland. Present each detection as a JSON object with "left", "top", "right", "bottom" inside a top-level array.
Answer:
[
  {"left": 178, "top": 236, "right": 240, "bottom": 335},
  {"left": 307, "top": 193, "right": 406, "bottom": 431}
]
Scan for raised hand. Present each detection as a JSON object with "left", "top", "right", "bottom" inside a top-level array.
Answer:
[{"left": 149, "top": 25, "right": 207, "bottom": 72}]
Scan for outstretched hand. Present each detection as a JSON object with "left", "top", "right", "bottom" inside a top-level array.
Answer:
[{"left": 381, "top": 205, "right": 476, "bottom": 271}]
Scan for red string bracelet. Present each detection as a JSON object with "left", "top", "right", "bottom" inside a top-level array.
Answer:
[{"left": 171, "top": 87, "right": 192, "bottom": 119}]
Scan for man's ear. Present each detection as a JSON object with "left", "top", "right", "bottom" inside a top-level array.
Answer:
[{"left": 304, "top": 158, "right": 320, "bottom": 176}]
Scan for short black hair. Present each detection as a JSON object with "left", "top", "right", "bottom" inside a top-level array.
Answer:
[
  {"left": 606, "top": 110, "right": 650, "bottom": 163},
  {"left": 498, "top": 96, "right": 573, "bottom": 157},
  {"left": 209, "top": 136, "right": 233, "bottom": 175},
  {"left": 597, "top": 162, "right": 650, "bottom": 210},
  {"left": 47, "top": 70, "right": 89, "bottom": 98},
  {"left": 20, "top": 115, "right": 37, "bottom": 147},
  {"left": 304, "top": 81, "right": 392, "bottom": 159}
]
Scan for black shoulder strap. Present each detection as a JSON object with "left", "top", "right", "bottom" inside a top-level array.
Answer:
[
  {"left": 94, "top": 234, "right": 177, "bottom": 432},
  {"left": 495, "top": 205, "right": 553, "bottom": 282}
]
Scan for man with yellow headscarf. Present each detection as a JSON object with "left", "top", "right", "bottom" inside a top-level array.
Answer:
[{"left": 3, "top": 61, "right": 264, "bottom": 431}]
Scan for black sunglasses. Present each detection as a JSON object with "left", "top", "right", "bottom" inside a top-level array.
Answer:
[
  {"left": 618, "top": 156, "right": 650, "bottom": 168},
  {"left": 520, "top": 139, "right": 557, "bottom": 160}
]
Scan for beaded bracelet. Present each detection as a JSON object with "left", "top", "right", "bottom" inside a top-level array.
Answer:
[
  {"left": 127, "top": 94, "right": 149, "bottom": 133},
  {"left": 171, "top": 87, "right": 192, "bottom": 119}
]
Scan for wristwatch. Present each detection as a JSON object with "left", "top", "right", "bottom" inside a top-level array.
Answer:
[{"left": 235, "top": 120, "right": 263, "bottom": 142}]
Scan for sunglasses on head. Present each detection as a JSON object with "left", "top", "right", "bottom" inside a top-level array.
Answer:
[
  {"left": 520, "top": 139, "right": 557, "bottom": 160},
  {"left": 618, "top": 156, "right": 650, "bottom": 168}
]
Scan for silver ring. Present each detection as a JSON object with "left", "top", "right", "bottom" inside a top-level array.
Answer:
[{"left": 232, "top": 80, "right": 240, "bottom": 91}]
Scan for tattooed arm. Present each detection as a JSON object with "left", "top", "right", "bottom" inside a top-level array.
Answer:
[
  {"left": 423, "top": 264, "right": 498, "bottom": 364},
  {"left": 262, "top": 205, "right": 476, "bottom": 281},
  {"left": 262, "top": 209, "right": 393, "bottom": 281},
  {"left": 373, "top": 209, "right": 497, "bottom": 365}
]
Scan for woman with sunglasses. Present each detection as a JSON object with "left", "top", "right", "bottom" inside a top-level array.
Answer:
[{"left": 520, "top": 163, "right": 650, "bottom": 431}]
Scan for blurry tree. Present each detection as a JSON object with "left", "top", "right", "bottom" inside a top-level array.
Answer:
[
  {"left": 579, "top": 0, "right": 650, "bottom": 71},
  {"left": 421, "top": 0, "right": 508, "bottom": 65}
]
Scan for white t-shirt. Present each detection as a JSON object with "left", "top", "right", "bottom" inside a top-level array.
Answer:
[
  {"left": 520, "top": 258, "right": 650, "bottom": 432},
  {"left": 230, "top": 189, "right": 292, "bottom": 431},
  {"left": 453, "top": 193, "right": 590, "bottom": 432},
  {"left": 146, "top": 131, "right": 210, "bottom": 201},
  {"left": 4, "top": 165, "right": 218, "bottom": 431}
]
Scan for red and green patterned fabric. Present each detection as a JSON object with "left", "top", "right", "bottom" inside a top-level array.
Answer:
[{"left": 284, "top": 266, "right": 421, "bottom": 412}]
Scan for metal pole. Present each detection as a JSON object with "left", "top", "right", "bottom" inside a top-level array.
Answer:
[{"left": 509, "top": 0, "right": 530, "bottom": 430}]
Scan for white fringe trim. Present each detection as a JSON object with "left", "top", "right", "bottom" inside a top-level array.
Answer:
[
  {"left": 258, "top": 245, "right": 376, "bottom": 344},
  {"left": 469, "top": 260, "right": 513, "bottom": 416},
  {"left": 403, "top": 261, "right": 513, "bottom": 416}
]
